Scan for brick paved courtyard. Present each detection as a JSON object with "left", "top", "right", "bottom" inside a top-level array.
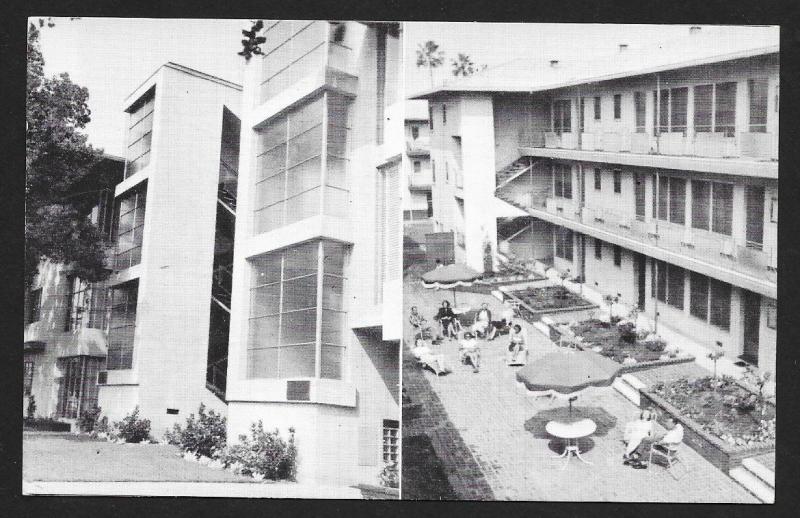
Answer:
[{"left": 404, "top": 280, "right": 759, "bottom": 502}]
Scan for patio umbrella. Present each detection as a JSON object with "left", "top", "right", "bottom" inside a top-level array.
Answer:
[
  {"left": 421, "top": 263, "right": 482, "bottom": 306},
  {"left": 516, "top": 350, "right": 624, "bottom": 415}
]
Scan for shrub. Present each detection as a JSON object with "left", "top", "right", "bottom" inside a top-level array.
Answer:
[
  {"left": 219, "top": 421, "right": 297, "bottom": 481},
  {"left": 78, "top": 406, "right": 102, "bottom": 433},
  {"left": 617, "top": 321, "right": 636, "bottom": 344},
  {"left": 27, "top": 395, "right": 36, "bottom": 419},
  {"left": 115, "top": 406, "right": 151, "bottom": 443},
  {"left": 644, "top": 337, "right": 667, "bottom": 352},
  {"left": 380, "top": 462, "right": 399, "bottom": 488},
  {"left": 165, "top": 403, "right": 227, "bottom": 459}
]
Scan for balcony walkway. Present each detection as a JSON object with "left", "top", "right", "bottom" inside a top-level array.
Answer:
[{"left": 404, "top": 280, "right": 758, "bottom": 502}]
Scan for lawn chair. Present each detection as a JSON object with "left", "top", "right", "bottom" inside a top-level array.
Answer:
[{"left": 649, "top": 442, "right": 688, "bottom": 480}]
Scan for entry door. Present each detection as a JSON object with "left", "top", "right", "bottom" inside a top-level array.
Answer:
[
  {"left": 741, "top": 290, "right": 761, "bottom": 365},
  {"left": 635, "top": 253, "right": 647, "bottom": 309}
]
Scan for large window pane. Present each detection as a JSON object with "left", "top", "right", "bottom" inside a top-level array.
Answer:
[
  {"left": 280, "top": 308, "right": 317, "bottom": 345},
  {"left": 689, "top": 272, "right": 709, "bottom": 321},
  {"left": 284, "top": 241, "right": 318, "bottom": 279},
  {"left": 691, "top": 180, "right": 710, "bottom": 230},
  {"left": 709, "top": 280, "right": 731, "bottom": 330},
  {"left": 322, "top": 275, "right": 344, "bottom": 310},
  {"left": 251, "top": 283, "right": 281, "bottom": 316},
  {"left": 634, "top": 91, "right": 646, "bottom": 132},
  {"left": 286, "top": 157, "right": 322, "bottom": 198},
  {"left": 749, "top": 78, "right": 769, "bottom": 133},
  {"left": 694, "top": 84, "right": 713, "bottom": 133},
  {"left": 282, "top": 275, "right": 317, "bottom": 311},
  {"left": 669, "top": 177, "right": 686, "bottom": 224},
  {"left": 248, "top": 315, "right": 280, "bottom": 348},
  {"left": 255, "top": 172, "right": 286, "bottom": 210},
  {"left": 670, "top": 87, "right": 688, "bottom": 133},
  {"left": 256, "top": 145, "right": 286, "bottom": 182},
  {"left": 255, "top": 202, "right": 284, "bottom": 234},
  {"left": 107, "top": 281, "right": 138, "bottom": 370},
  {"left": 321, "top": 309, "right": 345, "bottom": 344},
  {"left": 287, "top": 124, "right": 323, "bottom": 167},
  {"left": 326, "top": 156, "right": 348, "bottom": 190},
  {"left": 278, "top": 344, "right": 316, "bottom": 378},
  {"left": 712, "top": 182, "right": 733, "bottom": 235},
  {"left": 321, "top": 345, "right": 344, "bottom": 379},
  {"left": 251, "top": 253, "right": 282, "bottom": 285},
  {"left": 290, "top": 96, "right": 324, "bottom": 138},
  {"left": 247, "top": 347, "right": 279, "bottom": 378},
  {"left": 715, "top": 82, "right": 737, "bottom": 137},
  {"left": 666, "top": 265, "right": 684, "bottom": 310},
  {"left": 285, "top": 187, "right": 321, "bottom": 226},
  {"left": 323, "top": 241, "right": 346, "bottom": 276}
]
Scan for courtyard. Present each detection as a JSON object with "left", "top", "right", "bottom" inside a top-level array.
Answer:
[{"left": 403, "top": 279, "right": 761, "bottom": 502}]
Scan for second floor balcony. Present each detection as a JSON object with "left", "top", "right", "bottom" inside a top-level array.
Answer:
[
  {"left": 406, "top": 136, "right": 430, "bottom": 156},
  {"left": 523, "top": 130, "right": 777, "bottom": 163},
  {"left": 407, "top": 169, "right": 433, "bottom": 190}
]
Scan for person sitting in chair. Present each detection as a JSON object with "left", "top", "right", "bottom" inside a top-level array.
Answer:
[
  {"left": 458, "top": 332, "right": 481, "bottom": 373},
  {"left": 492, "top": 300, "right": 516, "bottom": 336},
  {"left": 622, "top": 410, "right": 655, "bottom": 463},
  {"left": 411, "top": 339, "right": 448, "bottom": 376},
  {"left": 627, "top": 416, "right": 684, "bottom": 469},
  {"left": 471, "top": 302, "right": 495, "bottom": 340},
  {"left": 506, "top": 324, "right": 528, "bottom": 365},
  {"left": 433, "top": 300, "right": 458, "bottom": 339},
  {"left": 409, "top": 306, "right": 430, "bottom": 340}
]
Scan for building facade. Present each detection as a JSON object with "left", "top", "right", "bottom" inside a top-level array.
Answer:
[
  {"left": 226, "top": 21, "right": 402, "bottom": 486},
  {"left": 402, "top": 100, "right": 433, "bottom": 224},
  {"left": 414, "top": 26, "right": 777, "bottom": 376},
  {"left": 96, "top": 63, "right": 242, "bottom": 435},
  {"left": 24, "top": 155, "right": 124, "bottom": 422}
]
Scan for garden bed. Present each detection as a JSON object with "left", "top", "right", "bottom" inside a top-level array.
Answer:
[
  {"left": 509, "top": 285, "right": 592, "bottom": 312},
  {"left": 641, "top": 377, "right": 775, "bottom": 473}
]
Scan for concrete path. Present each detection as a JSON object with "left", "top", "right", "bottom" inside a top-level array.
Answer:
[{"left": 405, "top": 281, "right": 760, "bottom": 502}]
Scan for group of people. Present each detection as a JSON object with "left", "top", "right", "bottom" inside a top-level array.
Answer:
[
  {"left": 409, "top": 299, "right": 529, "bottom": 375},
  {"left": 622, "top": 410, "right": 685, "bottom": 469}
]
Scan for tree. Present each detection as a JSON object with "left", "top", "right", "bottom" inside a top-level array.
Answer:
[
  {"left": 416, "top": 40, "right": 445, "bottom": 86},
  {"left": 451, "top": 53, "right": 477, "bottom": 77},
  {"left": 26, "top": 23, "right": 110, "bottom": 288},
  {"left": 237, "top": 20, "right": 266, "bottom": 60}
]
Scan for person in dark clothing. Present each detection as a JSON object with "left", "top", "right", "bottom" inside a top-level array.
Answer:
[{"left": 434, "top": 300, "right": 459, "bottom": 339}]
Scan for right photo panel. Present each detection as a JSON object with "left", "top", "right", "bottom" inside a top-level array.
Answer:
[{"left": 400, "top": 23, "right": 778, "bottom": 502}]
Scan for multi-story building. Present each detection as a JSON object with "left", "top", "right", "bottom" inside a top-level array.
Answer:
[
  {"left": 413, "top": 26, "right": 778, "bottom": 375},
  {"left": 23, "top": 155, "right": 124, "bottom": 422},
  {"left": 96, "top": 63, "right": 242, "bottom": 434},
  {"left": 226, "top": 21, "right": 402, "bottom": 486},
  {"left": 402, "top": 100, "right": 433, "bottom": 224}
]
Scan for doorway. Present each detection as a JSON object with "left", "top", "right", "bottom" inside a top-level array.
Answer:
[
  {"left": 741, "top": 290, "right": 761, "bottom": 365},
  {"left": 635, "top": 253, "right": 647, "bottom": 309}
]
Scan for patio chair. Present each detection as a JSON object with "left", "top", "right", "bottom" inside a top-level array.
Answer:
[{"left": 648, "top": 442, "right": 688, "bottom": 480}]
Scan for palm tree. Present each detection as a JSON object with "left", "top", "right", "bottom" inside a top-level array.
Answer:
[
  {"left": 416, "top": 40, "right": 445, "bottom": 86},
  {"left": 451, "top": 53, "right": 477, "bottom": 77}
]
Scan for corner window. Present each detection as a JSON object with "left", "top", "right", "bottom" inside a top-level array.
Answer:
[
  {"left": 247, "top": 240, "right": 347, "bottom": 380},
  {"left": 112, "top": 182, "right": 147, "bottom": 271},
  {"left": 125, "top": 87, "right": 155, "bottom": 179},
  {"left": 613, "top": 94, "right": 622, "bottom": 119}
]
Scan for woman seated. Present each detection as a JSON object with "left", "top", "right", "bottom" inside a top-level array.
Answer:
[
  {"left": 506, "top": 324, "right": 528, "bottom": 365},
  {"left": 409, "top": 306, "right": 431, "bottom": 340},
  {"left": 458, "top": 332, "right": 481, "bottom": 373},
  {"left": 471, "top": 302, "right": 496, "bottom": 340},
  {"left": 434, "top": 300, "right": 460, "bottom": 339},
  {"left": 491, "top": 300, "right": 517, "bottom": 337},
  {"left": 411, "top": 339, "right": 448, "bottom": 376},
  {"left": 622, "top": 410, "right": 655, "bottom": 463}
]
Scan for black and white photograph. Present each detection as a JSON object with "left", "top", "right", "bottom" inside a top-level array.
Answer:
[{"left": 18, "top": 16, "right": 782, "bottom": 503}]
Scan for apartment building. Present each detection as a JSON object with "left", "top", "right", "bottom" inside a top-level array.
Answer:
[
  {"left": 413, "top": 26, "right": 778, "bottom": 375},
  {"left": 226, "top": 21, "right": 402, "bottom": 486},
  {"left": 403, "top": 100, "right": 433, "bottom": 224},
  {"left": 24, "top": 155, "right": 124, "bottom": 421},
  {"left": 95, "top": 63, "right": 242, "bottom": 434}
]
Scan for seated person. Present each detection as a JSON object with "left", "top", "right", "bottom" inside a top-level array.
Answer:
[
  {"left": 471, "top": 302, "right": 495, "bottom": 340},
  {"left": 433, "top": 300, "right": 459, "bottom": 339},
  {"left": 506, "top": 324, "right": 528, "bottom": 365},
  {"left": 458, "top": 332, "right": 481, "bottom": 373},
  {"left": 409, "top": 306, "right": 430, "bottom": 339},
  {"left": 411, "top": 339, "right": 448, "bottom": 376},
  {"left": 492, "top": 300, "right": 516, "bottom": 336},
  {"left": 622, "top": 410, "right": 655, "bottom": 461},
  {"left": 628, "top": 416, "right": 684, "bottom": 469}
]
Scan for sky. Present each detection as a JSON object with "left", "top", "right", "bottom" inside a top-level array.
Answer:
[{"left": 34, "top": 19, "right": 775, "bottom": 156}]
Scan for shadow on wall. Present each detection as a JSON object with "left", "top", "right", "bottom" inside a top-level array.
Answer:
[{"left": 355, "top": 328, "right": 400, "bottom": 405}]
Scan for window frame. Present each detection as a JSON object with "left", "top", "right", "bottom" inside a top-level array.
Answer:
[
  {"left": 554, "top": 227, "right": 574, "bottom": 261},
  {"left": 382, "top": 419, "right": 400, "bottom": 465},
  {"left": 106, "top": 280, "right": 139, "bottom": 371},
  {"left": 593, "top": 168, "right": 601, "bottom": 191},
  {"left": 693, "top": 82, "right": 737, "bottom": 137},
  {"left": 613, "top": 169, "right": 621, "bottom": 194},
  {"left": 553, "top": 164, "right": 572, "bottom": 199},
  {"left": 634, "top": 91, "right": 646, "bottom": 133},
  {"left": 593, "top": 96, "right": 601, "bottom": 120},
  {"left": 613, "top": 94, "right": 622, "bottom": 120},
  {"left": 594, "top": 238, "right": 602, "bottom": 260}
]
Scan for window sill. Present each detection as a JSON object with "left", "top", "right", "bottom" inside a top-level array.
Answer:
[{"left": 227, "top": 377, "right": 356, "bottom": 407}]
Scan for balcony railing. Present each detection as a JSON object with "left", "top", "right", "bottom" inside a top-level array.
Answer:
[
  {"left": 545, "top": 197, "right": 580, "bottom": 221},
  {"left": 524, "top": 130, "right": 777, "bottom": 161}
]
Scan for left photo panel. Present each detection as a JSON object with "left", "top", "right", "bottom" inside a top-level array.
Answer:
[{"left": 23, "top": 18, "right": 403, "bottom": 499}]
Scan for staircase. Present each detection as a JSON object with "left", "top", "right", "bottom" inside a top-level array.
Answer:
[
  {"left": 729, "top": 457, "right": 775, "bottom": 503},
  {"left": 217, "top": 184, "right": 237, "bottom": 212},
  {"left": 495, "top": 190, "right": 530, "bottom": 214},
  {"left": 495, "top": 156, "right": 534, "bottom": 190}
]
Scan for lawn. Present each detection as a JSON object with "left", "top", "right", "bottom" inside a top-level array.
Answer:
[
  {"left": 23, "top": 432, "right": 255, "bottom": 482},
  {"left": 650, "top": 377, "right": 776, "bottom": 447},
  {"left": 510, "top": 286, "right": 591, "bottom": 311},
  {"left": 570, "top": 319, "right": 667, "bottom": 363}
]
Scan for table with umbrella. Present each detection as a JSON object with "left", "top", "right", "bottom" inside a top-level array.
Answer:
[
  {"left": 421, "top": 263, "right": 482, "bottom": 307},
  {"left": 516, "top": 350, "right": 623, "bottom": 467}
]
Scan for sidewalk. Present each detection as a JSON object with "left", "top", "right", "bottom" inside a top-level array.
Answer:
[{"left": 22, "top": 480, "right": 363, "bottom": 498}]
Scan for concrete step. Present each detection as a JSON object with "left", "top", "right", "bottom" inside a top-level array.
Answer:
[
  {"left": 612, "top": 376, "right": 641, "bottom": 406},
  {"left": 729, "top": 466, "right": 775, "bottom": 503},
  {"left": 741, "top": 457, "right": 775, "bottom": 488}
]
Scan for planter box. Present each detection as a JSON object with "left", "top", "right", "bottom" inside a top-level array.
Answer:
[
  {"left": 355, "top": 484, "right": 400, "bottom": 500},
  {"left": 640, "top": 390, "right": 775, "bottom": 474}
]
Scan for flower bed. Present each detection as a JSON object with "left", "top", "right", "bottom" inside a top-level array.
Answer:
[
  {"left": 640, "top": 380, "right": 775, "bottom": 473},
  {"left": 508, "top": 286, "right": 595, "bottom": 312}
]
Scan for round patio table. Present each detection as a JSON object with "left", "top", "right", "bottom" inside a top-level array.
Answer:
[{"left": 545, "top": 418, "right": 597, "bottom": 469}]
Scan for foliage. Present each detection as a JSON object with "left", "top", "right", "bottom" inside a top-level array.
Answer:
[
  {"left": 219, "top": 421, "right": 297, "bottom": 481},
  {"left": 114, "top": 406, "right": 152, "bottom": 443},
  {"left": 652, "top": 376, "right": 776, "bottom": 445},
  {"left": 237, "top": 20, "right": 266, "bottom": 60},
  {"left": 494, "top": 255, "right": 536, "bottom": 278},
  {"left": 616, "top": 321, "right": 637, "bottom": 344},
  {"left": 451, "top": 53, "right": 477, "bottom": 76},
  {"left": 93, "top": 416, "right": 110, "bottom": 434},
  {"left": 416, "top": 40, "right": 445, "bottom": 85},
  {"left": 643, "top": 336, "right": 668, "bottom": 352},
  {"left": 165, "top": 403, "right": 227, "bottom": 459},
  {"left": 740, "top": 366, "right": 773, "bottom": 398},
  {"left": 380, "top": 462, "right": 399, "bottom": 488},
  {"left": 27, "top": 395, "right": 37, "bottom": 419},
  {"left": 78, "top": 405, "right": 102, "bottom": 433},
  {"left": 26, "top": 23, "right": 111, "bottom": 287}
]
